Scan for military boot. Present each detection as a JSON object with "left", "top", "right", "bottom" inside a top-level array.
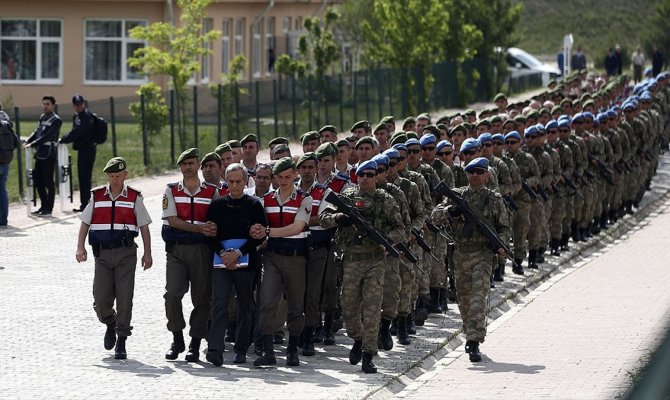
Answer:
[
  {"left": 493, "top": 265, "right": 504, "bottom": 282},
  {"left": 512, "top": 259, "right": 524, "bottom": 275},
  {"left": 536, "top": 247, "right": 545, "bottom": 263},
  {"left": 185, "top": 337, "right": 201, "bottom": 362},
  {"left": 571, "top": 221, "right": 579, "bottom": 242},
  {"left": 165, "top": 330, "right": 185, "bottom": 360},
  {"left": 427, "top": 288, "right": 443, "bottom": 313},
  {"left": 390, "top": 318, "right": 398, "bottom": 336},
  {"left": 415, "top": 297, "right": 428, "bottom": 326},
  {"left": 591, "top": 220, "right": 601, "bottom": 235},
  {"left": 447, "top": 277, "right": 458, "bottom": 302},
  {"left": 625, "top": 201, "right": 634, "bottom": 215},
  {"left": 396, "top": 316, "right": 411, "bottom": 345},
  {"left": 322, "top": 313, "right": 336, "bottom": 345},
  {"left": 465, "top": 340, "right": 482, "bottom": 362},
  {"left": 332, "top": 308, "right": 343, "bottom": 333},
  {"left": 301, "top": 327, "right": 315, "bottom": 356},
  {"left": 114, "top": 336, "right": 127, "bottom": 360},
  {"left": 349, "top": 339, "right": 363, "bottom": 365},
  {"left": 560, "top": 234, "right": 569, "bottom": 251},
  {"left": 286, "top": 335, "right": 300, "bottom": 366},
  {"left": 600, "top": 213, "right": 609, "bottom": 229},
  {"left": 378, "top": 319, "right": 394, "bottom": 351},
  {"left": 583, "top": 225, "right": 592, "bottom": 239},
  {"left": 254, "top": 335, "right": 277, "bottom": 366},
  {"left": 439, "top": 288, "right": 449, "bottom": 311},
  {"left": 528, "top": 250, "right": 538, "bottom": 269},
  {"left": 406, "top": 310, "right": 417, "bottom": 334},
  {"left": 361, "top": 352, "right": 378, "bottom": 373},
  {"left": 550, "top": 238, "right": 561, "bottom": 256},
  {"left": 312, "top": 321, "right": 323, "bottom": 344},
  {"left": 104, "top": 321, "right": 116, "bottom": 350}
]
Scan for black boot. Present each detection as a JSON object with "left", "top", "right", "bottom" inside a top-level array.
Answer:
[
  {"left": 415, "top": 297, "right": 428, "bottom": 326},
  {"left": 286, "top": 335, "right": 300, "bottom": 366},
  {"left": 104, "top": 322, "right": 116, "bottom": 350},
  {"left": 600, "top": 213, "right": 609, "bottom": 229},
  {"left": 591, "top": 220, "right": 601, "bottom": 235},
  {"left": 439, "top": 288, "right": 449, "bottom": 311},
  {"left": 349, "top": 339, "right": 363, "bottom": 365},
  {"left": 114, "top": 336, "right": 127, "bottom": 360},
  {"left": 362, "top": 352, "right": 377, "bottom": 373},
  {"left": 571, "top": 221, "right": 579, "bottom": 242},
  {"left": 206, "top": 349, "right": 224, "bottom": 366},
  {"left": 254, "top": 335, "right": 277, "bottom": 366},
  {"left": 578, "top": 228, "right": 587, "bottom": 242},
  {"left": 225, "top": 322, "right": 236, "bottom": 343},
  {"left": 448, "top": 277, "right": 458, "bottom": 303},
  {"left": 550, "top": 238, "right": 561, "bottom": 256},
  {"left": 528, "top": 250, "right": 538, "bottom": 269},
  {"left": 536, "top": 247, "right": 545, "bottom": 263},
  {"left": 406, "top": 311, "right": 417, "bottom": 335},
  {"left": 185, "top": 337, "right": 201, "bottom": 362},
  {"left": 493, "top": 265, "right": 504, "bottom": 282},
  {"left": 512, "top": 258, "right": 524, "bottom": 275},
  {"left": 378, "top": 319, "right": 393, "bottom": 351},
  {"left": 390, "top": 318, "right": 398, "bottom": 336},
  {"left": 322, "top": 313, "right": 336, "bottom": 345},
  {"left": 302, "top": 327, "right": 315, "bottom": 356},
  {"left": 312, "top": 321, "right": 323, "bottom": 344},
  {"left": 583, "top": 226, "right": 592, "bottom": 239},
  {"left": 332, "top": 308, "right": 343, "bottom": 333},
  {"left": 560, "top": 234, "right": 569, "bottom": 251},
  {"left": 427, "top": 288, "right": 443, "bottom": 313},
  {"left": 396, "top": 316, "right": 411, "bottom": 345},
  {"left": 165, "top": 330, "right": 185, "bottom": 360},
  {"left": 465, "top": 340, "right": 482, "bottom": 362}
]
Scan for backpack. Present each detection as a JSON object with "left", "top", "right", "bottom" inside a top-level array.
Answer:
[
  {"left": 0, "top": 121, "right": 19, "bottom": 164},
  {"left": 91, "top": 113, "right": 108, "bottom": 144}
]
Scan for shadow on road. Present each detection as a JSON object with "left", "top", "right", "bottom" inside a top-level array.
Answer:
[
  {"left": 468, "top": 357, "right": 545, "bottom": 374},
  {"left": 96, "top": 358, "right": 175, "bottom": 378}
]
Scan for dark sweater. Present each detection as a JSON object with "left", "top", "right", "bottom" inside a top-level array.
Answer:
[{"left": 206, "top": 193, "right": 267, "bottom": 271}]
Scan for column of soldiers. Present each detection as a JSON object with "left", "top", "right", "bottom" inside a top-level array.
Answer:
[{"left": 79, "top": 70, "right": 670, "bottom": 368}]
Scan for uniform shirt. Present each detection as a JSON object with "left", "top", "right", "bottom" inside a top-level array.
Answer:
[
  {"left": 265, "top": 186, "right": 312, "bottom": 226},
  {"left": 80, "top": 184, "right": 152, "bottom": 227},
  {"left": 162, "top": 179, "right": 219, "bottom": 220}
]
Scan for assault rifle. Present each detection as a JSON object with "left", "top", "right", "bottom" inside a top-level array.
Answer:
[
  {"left": 588, "top": 155, "right": 615, "bottom": 185},
  {"left": 425, "top": 220, "right": 455, "bottom": 242},
  {"left": 411, "top": 227, "right": 441, "bottom": 263},
  {"left": 536, "top": 184, "right": 549, "bottom": 202},
  {"left": 502, "top": 194, "right": 519, "bottom": 211},
  {"left": 521, "top": 179, "right": 538, "bottom": 200},
  {"left": 562, "top": 175, "right": 578, "bottom": 191}
]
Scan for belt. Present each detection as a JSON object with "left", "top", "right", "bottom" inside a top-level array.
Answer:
[
  {"left": 98, "top": 240, "right": 135, "bottom": 250},
  {"left": 310, "top": 240, "right": 330, "bottom": 251},
  {"left": 269, "top": 248, "right": 307, "bottom": 257},
  {"left": 173, "top": 241, "right": 205, "bottom": 246}
]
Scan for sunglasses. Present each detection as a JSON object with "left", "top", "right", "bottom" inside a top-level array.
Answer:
[
  {"left": 397, "top": 156, "right": 406, "bottom": 161},
  {"left": 377, "top": 167, "right": 387, "bottom": 173},
  {"left": 388, "top": 161, "right": 398, "bottom": 167},
  {"left": 505, "top": 140, "right": 519, "bottom": 145},
  {"left": 559, "top": 129, "right": 570, "bottom": 133},
  {"left": 548, "top": 130, "right": 558, "bottom": 134},
  {"left": 493, "top": 142, "right": 504, "bottom": 145},
  {"left": 467, "top": 169, "right": 487, "bottom": 175},
  {"left": 482, "top": 143, "right": 493, "bottom": 147},
  {"left": 407, "top": 149, "right": 421, "bottom": 154},
  {"left": 574, "top": 121, "right": 583, "bottom": 124},
  {"left": 357, "top": 172, "right": 376, "bottom": 178},
  {"left": 421, "top": 146, "right": 436, "bottom": 151},
  {"left": 437, "top": 151, "right": 453, "bottom": 157},
  {"left": 462, "top": 150, "right": 478, "bottom": 156}
]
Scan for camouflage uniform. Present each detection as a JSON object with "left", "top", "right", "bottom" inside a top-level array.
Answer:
[
  {"left": 553, "top": 138, "right": 574, "bottom": 247},
  {"left": 544, "top": 142, "right": 563, "bottom": 247},
  {"left": 526, "top": 144, "right": 552, "bottom": 257},
  {"left": 508, "top": 150, "right": 540, "bottom": 262},
  {"left": 485, "top": 155, "right": 513, "bottom": 274}
]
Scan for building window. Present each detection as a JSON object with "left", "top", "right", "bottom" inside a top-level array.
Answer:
[
  {"left": 294, "top": 17, "right": 303, "bottom": 31},
  {"left": 84, "top": 19, "right": 146, "bottom": 83},
  {"left": 282, "top": 17, "right": 292, "bottom": 34},
  {"left": 222, "top": 19, "right": 231, "bottom": 74},
  {"left": 234, "top": 18, "right": 245, "bottom": 57},
  {"left": 0, "top": 19, "right": 62, "bottom": 83},
  {"left": 200, "top": 18, "right": 213, "bottom": 82},
  {"left": 266, "top": 17, "right": 275, "bottom": 74},
  {"left": 251, "top": 21, "right": 261, "bottom": 78}
]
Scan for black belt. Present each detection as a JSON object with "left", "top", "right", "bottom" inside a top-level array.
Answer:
[
  {"left": 98, "top": 240, "right": 134, "bottom": 250},
  {"left": 172, "top": 241, "right": 205, "bottom": 246},
  {"left": 269, "top": 248, "right": 307, "bottom": 257},
  {"left": 310, "top": 240, "right": 330, "bottom": 251}
]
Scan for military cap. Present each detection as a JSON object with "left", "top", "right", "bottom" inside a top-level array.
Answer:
[
  {"left": 380, "top": 115, "right": 395, "bottom": 124},
  {"left": 422, "top": 125, "right": 439, "bottom": 136},
  {"left": 582, "top": 111, "right": 595, "bottom": 121},
  {"left": 535, "top": 123, "right": 546, "bottom": 132},
  {"left": 268, "top": 136, "right": 289, "bottom": 146},
  {"left": 504, "top": 131, "right": 521, "bottom": 141},
  {"left": 356, "top": 159, "right": 377, "bottom": 175},
  {"left": 390, "top": 134, "right": 408, "bottom": 146},
  {"left": 622, "top": 102, "right": 635, "bottom": 111},
  {"left": 502, "top": 119, "right": 517, "bottom": 128},
  {"left": 437, "top": 123, "right": 448, "bottom": 131},
  {"left": 416, "top": 112, "right": 431, "bottom": 121},
  {"left": 478, "top": 133, "right": 493, "bottom": 143},
  {"left": 464, "top": 157, "right": 489, "bottom": 173},
  {"left": 241, "top": 133, "right": 259, "bottom": 145},
  {"left": 72, "top": 94, "right": 85, "bottom": 105},
  {"left": 640, "top": 91, "right": 653, "bottom": 102},
  {"left": 226, "top": 140, "right": 242, "bottom": 149},
  {"left": 513, "top": 115, "right": 527, "bottom": 124},
  {"left": 405, "top": 131, "right": 419, "bottom": 140},
  {"left": 493, "top": 93, "right": 507, "bottom": 102},
  {"left": 436, "top": 116, "right": 450, "bottom": 125},
  {"left": 346, "top": 135, "right": 358, "bottom": 143},
  {"left": 402, "top": 116, "right": 416, "bottom": 126},
  {"left": 644, "top": 66, "right": 653, "bottom": 76},
  {"left": 272, "top": 143, "right": 291, "bottom": 155},
  {"left": 560, "top": 98, "right": 572, "bottom": 106},
  {"left": 405, "top": 138, "right": 421, "bottom": 147},
  {"left": 419, "top": 134, "right": 436, "bottom": 147},
  {"left": 460, "top": 138, "right": 481, "bottom": 153},
  {"left": 103, "top": 157, "right": 127, "bottom": 173},
  {"left": 296, "top": 152, "right": 317, "bottom": 168},
  {"left": 372, "top": 154, "right": 390, "bottom": 167},
  {"left": 551, "top": 105, "right": 562, "bottom": 115},
  {"left": 355, "top": 136, "right": 375, "bottom": 149},
  {"left": 436, "top": 140, "right": 453, "bottom": 152},
  {"left": 606, "top": 110, "right": 617, "bottom": 119},
  {"left": 491, "top": 133, "right": 505, "bottom": 143},
  {"left": 524, "top": 126, "right": 539, "bottom": 138},
  {"left": 383, "top": 148, "right": 400, "bottom": 159},
  {"left": 571, "top": 113, "right": 584, "bottom": 124},
  {"left": 489, "top": 115, "right": 502, "bottom": 124},
  {"left": 557, "top": 119, "right": 570, "bottom": 129},
  {"left": 273, "top": 156, "right": 296, "bottom": 175},
  {"left": 450, "top": 124, "right": 467, "bottom": 135},
  {"left": 215, "top": 143, "right": 232, "bottom": 154},
  {"left": 539, "top": 108, "right": 550, "bottom": 116},
  {"left": 571, "top": 99, "right": 581, "bottom": 106},
  {"left": 318, "top": 125, "right": 338, "bottom": 135},
  {"left": 351, "top": 120, "right": 369, "bottom": 132},
  {"left": 300, "top": 131, "right": 320, "bottom": 145},
  {"left": 463, "top": 109, "right": 476, "bottom": 117},
  {"left": 315, "top": 142, "right": 337, "bottom": 160},
  {"left": 526, "top": 110, "right": 539, "bottom": 120},
  {"left": 336, "top": 139, "right": 350, "bottom": 148},
  {"left": 545, "top": 120, "right": 558, "bottom": 131},
  {"left": 505, "top": 103, "right": 516, "bottom": 111},
  {"left": 582, "top": 99, "right": 595, "bottom": 109},
  {"left": 373, "top": 123, "right": 388, "bottom": 134},
  {"left": 201, "top": 152, "right": 221, "bottom": 165},
  {"left": 392, "top": 143, "right": 408, "bottom": 152},
  {"left": 177, "top": 148, "right": 199, "bottom": 164},
  {"left": 476, "top": 119, "right": 492, "bottom": 129}
]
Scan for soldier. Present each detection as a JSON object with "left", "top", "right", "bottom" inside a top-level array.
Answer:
[
  {"left": 162, "top": 148, "right": 218, "bottom": 362},
  {"left": 301, "top": 131, "right": 321, "bottom": 153},
  {"left": 320, "top": 159, "right": 405, "bottom": 373},
  {"left": 200, "top": 152, "right": 229, "bottom": 195},
  {"left": 318, "top": 125, "right": 339, "bottom": 144},
  {"left": 75, "top": 157, "right": 152, "bottom": 359},
  {"left": 432, "top": 157, "right": 510, "bottom": 362},
  {"left": 241, "top": 133, "right": 260, "bottom": 177}
]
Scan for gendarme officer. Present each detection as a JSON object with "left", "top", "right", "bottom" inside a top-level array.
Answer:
[{"left": 75, "top": 157, "right": 153, "bottom": 359}]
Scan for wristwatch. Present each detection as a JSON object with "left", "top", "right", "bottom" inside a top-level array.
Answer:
[{"left": 265, "top": 226, "right": 271, "bottom": 237}]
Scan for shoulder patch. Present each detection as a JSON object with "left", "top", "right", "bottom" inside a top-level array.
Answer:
[{"left": 162, "top": 194, "right": 168, "bottom": 210}]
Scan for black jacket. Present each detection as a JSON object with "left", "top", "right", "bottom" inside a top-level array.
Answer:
[{"left": 60, "top": 109, "right": 95, "bottom": 150}]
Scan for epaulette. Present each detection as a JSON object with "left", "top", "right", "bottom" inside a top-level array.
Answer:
[
  {"left": 167, "top": 182, "right": 179, "bottom": 188},
  {"left": 126, "top": 185, "right": 142, "bottom": 195},
  {"left": 91, "top": 185, "right": 106, "bottom": 192}
]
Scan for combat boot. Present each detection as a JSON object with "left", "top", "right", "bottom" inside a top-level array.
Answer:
[
  {"left": 427, "top": 288, "right": 443, "bottom": 313},
  {"left": 254, "top": 335, "right": 277, "bottom": 366},
  {"left": 104, "top": 321, "right": 116, "bottom": 350},
  {"left": 286, "top": 335, "right": 300, "bottom": 366},
  {"left": 302, "top": 327, "right": 315, "bottom": 356},
  {"left": 185, "top": 337, "right": 201, "bottom": 362},
  {"left": 378, "top": 319, "right": 393, "bottom": 351},
  {"left": 390, "top": 318, "right": 398, "bottom": 336},
  {"left": 465, "top": 340, "right": 482, "bottom": 362},
  {"left": 583, "top": 226, "right": 592, "bottom": 239},
  {"left": 349, "top": 339, "right": 363, "bottom": 365},
  {"left": 490, "top": 274, "right": 496, "bottom": 289},
  {"left": 493, "top": 265, "right": 504, "bottom": 282},
  {"left": 591, "top": 220, "right": 601, "bottom": 235},
  {"left": 600, "top": 213, "right": 609, "bottom": 229},
  {"left": 560, "top": 234, "right": 570, "bottom": 251},
  {"left": 528, "top": 250, "right": 538, "bottom": 269},
  {"left": 536, "top": 247, "right": 545, "bottom": 263},
  {"left": 439, "top": 288, "right": 449, "bottom": 311},
  {"left": 396, "top": 316, "right": 411, "bottom": 345},
  {"left": 447, "top": 277, "right": 458, "bottom": 302},
  {"left": 114, "top": 336, "right": 127, "bottom": 360},
  {"left": 322, "top": 313, "right": 336, "bottom": 345},
  {"left": 570, "top": 221, "right": 579, "bottom": 242},
  {"left": 550, "top": 238, "right": 561, "bottom": 257},
  {"left": 625, "top": 201, "right": 634, "bottom": 215},
  {"left": 406, "top": 311, "right": 417, "bottom": 335},
  {"left": 512, "top": 259, "right": 524, "bottom": 275},
  {"left": 312, "top": 321, "right": 323, "bottom": 344},
  {"left": 165, "top": 330, "right": 185, "bottom": 360},
  {"left": 332, "top": 308, "right": 343, "bottom": 333},
  {"left": 415, "top": 297, "right": 428, "bottom": 326},
  {"left": 361, "top": 352, "right": 377, "bottom": 373}
]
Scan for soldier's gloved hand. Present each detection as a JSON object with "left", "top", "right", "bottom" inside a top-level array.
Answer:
[
  {"left": 447, "top": 206, "right": 463, "bottom": 219},
  {"left": 335, "top": 213, "right": 353, "bottom": 227}
]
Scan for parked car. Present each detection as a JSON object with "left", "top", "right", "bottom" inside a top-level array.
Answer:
[{"left": 505, "top": 47, "right": 561, "bottom": 86}]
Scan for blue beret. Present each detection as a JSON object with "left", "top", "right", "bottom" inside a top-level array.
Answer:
[
  {"left": 622, "top": 102, "right": 635, "bottom": 111},
  {"left": 557, "top": 119, "right": 570, "bottom": 129},
  {"left": 405, "top": 138, "right": 421, "bottom": 147},
  {"left": 392, "top": 143, "right": 408, "bottom": 152},
  {"left": 640, "top": 91, "right": 653, "bottom": 101},
  {"left": 612, "top": 105, "right": 622, "bottom": 112},
  {"left": 524, "top": 126, "right": 539, "bottom": 138},
  {"left": 478, "top": 133, "right": 493, "bottom": 143},
  {"left": 644, "top": 66, "right": 652, "bottom": 75},
  {"left": 545, "top": 120, "right": 558, "bottom": 130},
  {"left": 491, "top": 133, "right": 505, "bottom": 143},
  {"left": 535, "top": 123, "right": 545, "bottom": 131},
  {"left": 372, "top": 154, "right": 390, "bottom": 167},
  {"left": 606, "top": 110, "right": 617, "bottom": 119},
  {"left": 504, "top": 131, "right": 521, "bottom": 141},
  {"left": 460, "top": 138, "right": 481, "bottom": 153},
  {"left": 571, "top": 113, "right": 584, "bottom": 123},
  {"left": 436, "top": 140, "right": 453, "bottom": 152},
  {"left": 419, "top": 133, "right": 437, "bottom": 147},
  {"left": 383, "top": 148, "right": 400, "bottom": 159},
  {"left": 558, "top": 114, "right": 570, "bottom": 122},
  {"left": 582, "top": 111, "right": 594, "bottom": 120},
  {"left": 356, "top": 160, "right": 378, "bottom": 175},
  {"left": 464, "top": 157, "right": 489, "bottom": 173},
  {"left": 633, "top": 83, "right": 645, "bottom": 95},
  {"left": 596, "top": 113, "right": 608, "bottom": 122}
]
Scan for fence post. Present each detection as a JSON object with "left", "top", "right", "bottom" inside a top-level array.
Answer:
[
  {"left": 192, "top": 86, "right": 198, "bottom": 149},
  {"left": 273, "top": 79, "right": 279, "bottom": 138},
  {"left": 109, "top": 96, "right": 117, "bottom": 157},
  {"left": 255, "top": 80, "right": 261, "bottom": 144},
  {"left": 339, "top": 73, "right": 344, "bottom": 132},
  {"left": 141, "top": 94, "right": 149, "bottom": 166},
  {"left": 400, "top": 67, "right": 408, "bottom": 117},
  {"left": 13, "top": 107, "right": 23, "bottom": 198},
  {"left": 291, "top": 76, "right": 297, "bottom": 138},
  {"left": 353, "top": 71, "right": 358, "bottom": 123},
  {"left": 217, "top": 84, "right": 222, "bottom": 144},
  {"left": 235, "top": 82, "right": 241, "bottom": 138},
  {"left": 364, "top": 69, "right": 370, "bottom": 120},
  {"left": 376, "top": 67, "right": 383, "bottom": 120},
  {"left": 169, "top": 90, "right": 175, "bottom": 164},
  {"left": 308, "top": 76, "right": 313, "bottom": 131}
]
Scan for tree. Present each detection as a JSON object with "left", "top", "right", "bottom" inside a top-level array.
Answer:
[
  {"left": 129, "top": 82, "right": 169, "bottom": 165},
  {"left": 209, "top": 55, "right": 248, "bottom": 142},
  {"left": 646, "top": 0, "right": 670, "bottom": 67},
  {"left": 128, "top": 0, "right": 220, "bottom": 149}
]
